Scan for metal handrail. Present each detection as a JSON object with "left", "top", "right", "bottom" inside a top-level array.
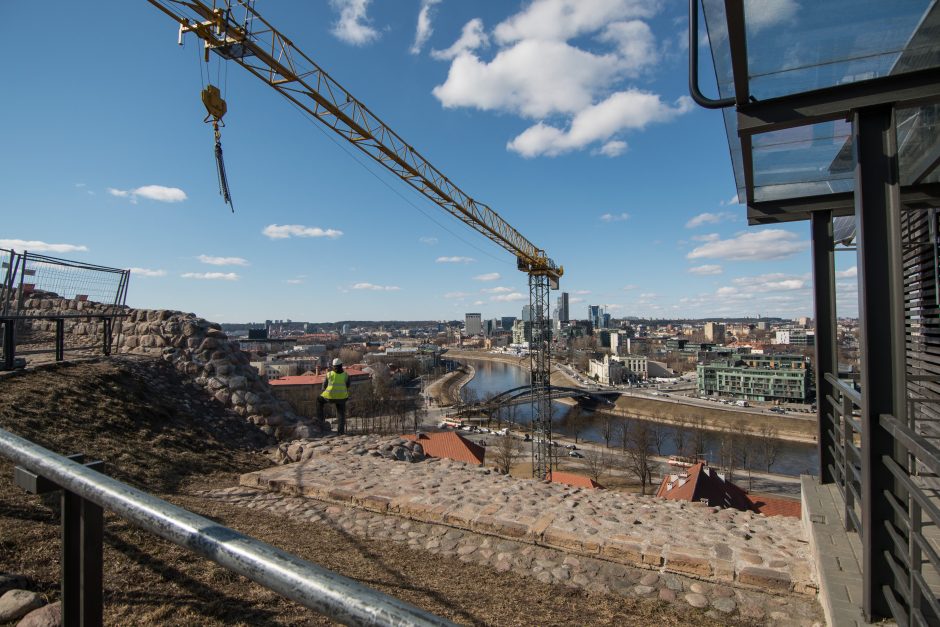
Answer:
[
  {"left": 825, "top": 372, "right": 863, "bottom": 407},
  {"left": 0, "top": 427, "right": 454, "bottom": 627},
  {"left": 688, "top": 0, "right": 736, "bottom": 109}
]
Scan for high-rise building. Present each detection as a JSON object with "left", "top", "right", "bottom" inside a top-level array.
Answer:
[
  {"left": 501, "top": 316, "right": 516, "bottom": 330},
  {"left": 602, "top": 313, "right": 611, "bottom": 329},
  {"left": 465, "top": 313, "right": 482, "bottom": 336},
  {"left": 704, "top": 322, "right": 726, "bottom": 342},
  {"left": 588, "top": 305, "right": 602, "bottom": 329},
  {"left": 558, "top": 292, "right": 570, "bottom": 323},
  {"left": 521, "top": 305, "right": 534, "bottom": 322}
]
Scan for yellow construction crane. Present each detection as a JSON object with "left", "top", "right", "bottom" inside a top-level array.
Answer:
[{"left": 146, "top": 0, "right": 562, "bottom": 478}]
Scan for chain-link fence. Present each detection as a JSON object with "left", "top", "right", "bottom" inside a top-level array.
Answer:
[{"left": 1, "top": 249, "right": 130, "bottom": 367}]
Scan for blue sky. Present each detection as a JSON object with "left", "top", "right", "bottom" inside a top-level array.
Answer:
[{"left": 1, "top": 0, "right": 858, "bottom": 323}]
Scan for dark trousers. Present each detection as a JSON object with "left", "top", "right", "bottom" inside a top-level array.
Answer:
[{"left": 317, "top": 396, "right": 347, "bottom": 434}]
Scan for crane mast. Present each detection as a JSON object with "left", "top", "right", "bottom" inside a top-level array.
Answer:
[{"left": 147, "top": 0, "right": 562, "bottom": 478}]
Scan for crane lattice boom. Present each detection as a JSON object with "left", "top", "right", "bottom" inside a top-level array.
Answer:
[{"left": 147, "top": 0, "right": 560, "bottom": 477}]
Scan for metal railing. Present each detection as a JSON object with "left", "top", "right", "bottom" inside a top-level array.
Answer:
[
  {"left": 879, "top": 412, "right": 940, "bottom": 626},
  {"left": 824, "top": 372, "right": 864, "bottom": 535},
  {"left": 0, "top": 427, "right": 454, "bottom": 627}
]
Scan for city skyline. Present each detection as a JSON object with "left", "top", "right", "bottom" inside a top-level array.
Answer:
[{"left": 2, "top": 1, "right": 860, "bottom": 323}]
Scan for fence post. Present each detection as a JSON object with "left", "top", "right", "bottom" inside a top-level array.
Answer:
[
  {"left": 2, "top": 319, "right": 14, "bottom": 370},
  {"left": 55, "top": 319, "right": 64, "bottom": 362}
]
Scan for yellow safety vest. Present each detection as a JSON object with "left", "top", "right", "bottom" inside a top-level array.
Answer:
[{"left": 321, "top": 370, "right": 349, "bottom": 400}]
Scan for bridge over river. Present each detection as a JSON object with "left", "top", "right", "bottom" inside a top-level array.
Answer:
[{"left": 453, "top": 384, "right": 619, "bottom": 417}]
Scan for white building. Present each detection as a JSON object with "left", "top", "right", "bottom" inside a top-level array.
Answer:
[
  {"left": 614, "top": 354, "right": 648, "bottom": 380},
  {"left": 610, "top": 331, "right": 632, "bottom": 356},
  {"left": 465, "top": 313, "right": 482, "bottom": 336},
  {"left": 588, "top": 354, "right": 623, "bottom": 385}
]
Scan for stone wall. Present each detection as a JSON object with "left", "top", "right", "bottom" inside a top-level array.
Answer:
[{"left": 10, "top": 290, "right": 326, "bottom": 441}]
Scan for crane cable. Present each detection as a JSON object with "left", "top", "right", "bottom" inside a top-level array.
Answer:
[{"left": 202, "top": 84, "right": 235, "bottom": 212}]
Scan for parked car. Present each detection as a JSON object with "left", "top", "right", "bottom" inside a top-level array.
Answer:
[
  {"left": 565, "top": 444, "right": 578, "bottom": 450},
  {"left": 568, "top": 451, "right": 584, "bottom": 458}
]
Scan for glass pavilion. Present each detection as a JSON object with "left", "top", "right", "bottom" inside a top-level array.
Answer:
[{"left": 694, "top": 0, "right": 940, "bottom": 623}]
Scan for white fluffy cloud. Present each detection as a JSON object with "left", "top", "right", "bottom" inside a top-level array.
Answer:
[
  {"left": 600, "top": 212, "right": 630, "bottom": 222},
  {"left": 482, "top": 286, "right": 513, "bottom": 294},
  {"left": 352, "top": 282, "right": 400, "bottom": 291},
  {"left": 129, "top": 267, "right": 166, "bottom": 277},
  {"left": 0, "top": 239, "right": 87, "bottom": 253},
  {"left": 419, "top": 236, "right": 438, "bottom": 245},
  {"left": 262, "top": 224, "right": 343, "bottom": 239},
  {"left": 491, "top": 292, "right": 525, "bottom": 302},
  {"left": 436, "top": 256, "right": 475, "bottom": 263},
  {"left": 732, "top": 273, "right": 808, "bottom": 292},
  {"left": 411, "top": 0, "right": 442, "bottom": 54},
  {"left": 687, "top": 229, "right": 807, "bottom": 261},
  {"left": 330, "top": 0, "right": 379, "bottom": 45},
  {"left": 507, "top": 91, "right": 693, "bottom": 158},
  {"left": 182, "top": 272, "right": 239, "bottom": 281},
  {"left": 108, "top": 185, "right": 187, "bottom": 203},
  {"left": 432, "top": 18, "right": 488, "bottom": 60},
  {"left": 430, "top": 0, "right": 689, "bottom": 157},
  {"left": 198, "top": 254, "right": 249, "bottom": 267},
  {"left": 689, "top": 264, "right": 723, "bottom": 275},
  {"left": 493, "top": 0, "right": 657, "bottom": 44},
  {"left": 474, "top": 272, "right": 501, "bottom": 281},
  {"left": 685, "top": 211, "right": 735, "bottom": 228},
  {"left": 836, "top": 266, "right": 857, "bottom": 279}
]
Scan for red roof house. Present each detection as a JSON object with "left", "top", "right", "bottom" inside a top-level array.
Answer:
[
  {"left": 548, "top": 470, "right": 603, "bottom": 489},
  {"left": 656, "top": 462, "right": 801, "bottom": 518},
  {"left": 401, "top": 432, "right": 485, "bottom": 466}
]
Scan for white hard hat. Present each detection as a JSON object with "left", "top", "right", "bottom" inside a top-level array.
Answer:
[{"left": 332, "top": 358, "right": 343, "bottom": 366}]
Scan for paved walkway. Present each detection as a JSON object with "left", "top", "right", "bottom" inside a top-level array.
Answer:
[{"left": 237, "top": 436, "right": 824, "bottom": 623}]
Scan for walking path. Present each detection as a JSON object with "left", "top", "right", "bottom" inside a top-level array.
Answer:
[{"left": 238, "top": 435, "right": 823, "bottom": 624}]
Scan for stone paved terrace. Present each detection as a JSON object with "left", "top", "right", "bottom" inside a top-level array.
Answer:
[{"left": 235, "top": 435, "right": 825, "bottom": 623}]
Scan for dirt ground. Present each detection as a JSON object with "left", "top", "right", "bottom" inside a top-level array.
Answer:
[{"left": 0, "top": 357, "right": 758, "bottom": 626}]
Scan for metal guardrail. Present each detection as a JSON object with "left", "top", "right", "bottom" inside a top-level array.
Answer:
[
  {"left": 879, "top": 412, "right": 940, "bottom": 626},
  {"left": 0, "top": 427, "right": 455, "bottom": 627},
  {"left": 824, "top": 373, "right": 863, "bottom": 535}
]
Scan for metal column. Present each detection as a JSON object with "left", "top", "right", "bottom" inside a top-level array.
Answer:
[
  {"left": 529, "top": 273, "right": 553, "bottom": 479},
  {"left": 811, "top": 211, "right": 838, "bottom": 483},
  {"left": 854, "top": 105, "right": 905, "bottom": 621}
]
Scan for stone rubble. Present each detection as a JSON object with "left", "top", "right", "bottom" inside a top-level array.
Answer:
[
  {"left": 0, "top": 589, "right": 44, "bottom": 623},
  {"left": 269, "top": 434, "right": 427, "bottom": 465},
  {"left": 10, "top": 290, "right": 327, "bottom": 442}
]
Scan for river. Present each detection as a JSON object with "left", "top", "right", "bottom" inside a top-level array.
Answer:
[{"left": 459, "top": 358, "right": 819, "bottom": 477}]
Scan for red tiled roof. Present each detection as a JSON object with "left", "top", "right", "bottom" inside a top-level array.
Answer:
[
  {"left": 268, "top": 369, "right": 369, "bottom": 386},
  {"left": 747, "top": 493, "right": 802, "bottom": 518},
  {"left": 548, "top": 470, "right": 603, "bottom": 489},
  {"left": 401, "top": 432, "right": 485, "bottom": 466},
  {"left": 656, "top": 462, "right": 801, "bottom": 518}
]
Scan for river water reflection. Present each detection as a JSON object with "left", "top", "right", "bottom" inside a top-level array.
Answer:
[{"left": 459, "top": 358, "right": 819, "bottom": 477}]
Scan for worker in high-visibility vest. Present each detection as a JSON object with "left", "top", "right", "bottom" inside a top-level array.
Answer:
[{"left": 318, "top": 358, "right": 350, "bottom": 434}]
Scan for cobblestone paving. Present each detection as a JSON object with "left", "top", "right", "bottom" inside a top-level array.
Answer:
[
  {"left": 249, "top": 437, "right": 816, "bottom": 587},
  {"left": 202, "top": 485, "right": 823, "bottom": 625}
]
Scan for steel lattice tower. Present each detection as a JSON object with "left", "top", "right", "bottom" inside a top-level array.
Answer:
[{"left": 529, "top": 273, "right": 553, "bottom": 479}]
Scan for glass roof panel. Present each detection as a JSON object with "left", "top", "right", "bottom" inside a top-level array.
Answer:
[
  {"left": 898, "top": 104, "right": 940, "bottom": 185},
  {"left": 752, "top": 120, "right": 854, "bottom": 202},
  {"left": 702, "top": 0, "right": 939, "bottom": 102}
]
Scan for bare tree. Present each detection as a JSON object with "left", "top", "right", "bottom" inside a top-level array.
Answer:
[
  {"left": 672, "top": 421, "right": 689, "bottom": 459},
  {"left": 601, "top": 415, "right": 614, "bottom": 448},
  {"left": 717, "top": 426, "right": 739, "bottom": 482},
  {"left": 650, "top": 419, "right": 667, "bottom": 456},
  {"left": 690, "top": 415, "right": 709, "bottom": 462},
  {"left": 735, "top": 421, "right": 759, "bottom": 492},
  {"left": 757, "top": 424, "right": 781, "bottom": 473},
  {"left": 617, "top": 420, "right": 629, "bottom": 454},
  {"left": 623, "top": 421, "right": 656, "bottom": 495},
  {"left": 583, "top": 447, "right": 612, "bottom": 484},
  {"left": 491, "top": 435, "right": 525, "bottom": 474}
]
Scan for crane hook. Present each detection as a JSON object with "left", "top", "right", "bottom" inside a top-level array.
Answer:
[{"left": 201, "top": 84, "right": 234, "bottom": 212}]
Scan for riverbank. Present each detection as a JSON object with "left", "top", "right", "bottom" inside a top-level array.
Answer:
[
  {"left": 425, "top": 363, "right": 475, "bottom": 407},
  {"left": 449, "top": 350, "right": 817, "bottom": 445}
]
